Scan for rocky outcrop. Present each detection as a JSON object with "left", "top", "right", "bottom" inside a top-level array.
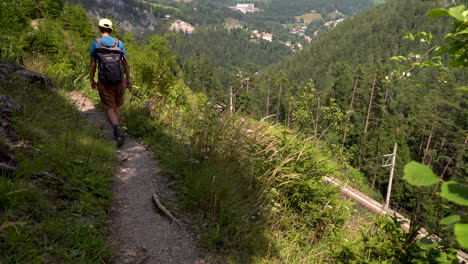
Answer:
[
  {"left": 0, "top": 61, "right": 53, "bottom": 175},
  {"left": 0, "top": 95, "right": 23, "bottom": 174},
  {"left": 72, "top": 0, "right": 159, "bottom": 32},
  {"left": 0, "top": 61, "right": 54, "bottom": 92},
  {"left": 169, "top": 20, "right": 195, "bottom": 34}
]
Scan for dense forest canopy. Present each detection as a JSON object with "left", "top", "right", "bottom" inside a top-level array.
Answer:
[{"left": 245, "top": 0, "right": 467, "bottom": 227}]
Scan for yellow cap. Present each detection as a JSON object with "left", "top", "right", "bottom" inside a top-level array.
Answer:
[{"left": 99, "top": 18, "right": 113, "bottom": 29}]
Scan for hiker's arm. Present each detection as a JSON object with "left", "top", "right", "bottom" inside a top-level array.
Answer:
[
  {"left": 122, "top": 56, "right": 131, "bottom": 88},
  {"left": 89, "top": 56, "right": 97, "bottom": 90}
]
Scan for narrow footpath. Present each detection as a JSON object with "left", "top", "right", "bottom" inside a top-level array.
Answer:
[{"left": 69, "top": 92, "right": 202, "bottom": 264}]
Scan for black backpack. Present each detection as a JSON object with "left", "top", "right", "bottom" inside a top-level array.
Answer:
[{"left": 94, "top": 38, "right": 124, "bottom": 85}]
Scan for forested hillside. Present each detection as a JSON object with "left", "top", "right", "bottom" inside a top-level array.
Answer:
[
  {"left": 166, "top": 27, "right": 290, "bottom": 101},
  {"left": 247, "top": 0, "right": 467, "bottom": 228}
]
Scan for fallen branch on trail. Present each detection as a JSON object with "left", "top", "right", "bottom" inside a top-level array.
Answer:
[{"left": 152, "top": 193, "right": 182, "bottom": 228}]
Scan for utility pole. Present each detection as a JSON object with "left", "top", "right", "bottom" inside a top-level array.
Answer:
[
  {"left": 229, "top": 85, "right": 234, "bottom": 112},
  {"left": 382, "top": 143, "right": 397, "bottom": 210}
]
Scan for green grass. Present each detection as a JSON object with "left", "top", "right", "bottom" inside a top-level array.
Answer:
[
  {"left": 295, "top": 13, "right": 323, "bottom": 24},
  {"left": 114, "top": 75, "right": 406, "bottom": 262},
  {"left": 0, "top": 78, "right": 115, "bottom": 263},
  {"left": 225, "top": 17, "right": 241, "bottom": 25},
  {"left": 117, "top": 83, "right": 364, "bottom": 262},
  {"left": 137, "top": 0, "right": 180, "bottom": 12}
]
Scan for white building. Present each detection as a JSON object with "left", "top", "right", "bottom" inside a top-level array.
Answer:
[
  {"left": 231, "top": 3, "right": 259, "bottom": 14},
  {"left": 169, "top": 20, "right": 195, "bottom": 34},
  {"left": 262, "top": 33, "right": 273, "bottom": 42}
]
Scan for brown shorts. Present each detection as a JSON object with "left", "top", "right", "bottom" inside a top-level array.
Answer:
[{"left": 97, "top": 81, "right": 125, "bottom": 110}]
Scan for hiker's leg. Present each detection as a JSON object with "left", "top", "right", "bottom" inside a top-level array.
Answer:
[
  {"left": 105, "top": 108, "right": 119, "bottom": 125},
  {"left": 98, "top": 83, "right": 118, "bottom": 125},
  {"left": 114, "top": 82, "right": 124, "bottom": 124},
  {"left": 115, "top": 106, "right": 122, "bottom": 123}
]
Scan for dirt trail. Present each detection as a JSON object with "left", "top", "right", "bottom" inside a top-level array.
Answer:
[{"left": 69, "top": 92, "right": 202, "bottom": 264}]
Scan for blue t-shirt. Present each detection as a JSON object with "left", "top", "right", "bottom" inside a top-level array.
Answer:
[{"left": 89, "top": 36, "right": 127, "bottom": 70}]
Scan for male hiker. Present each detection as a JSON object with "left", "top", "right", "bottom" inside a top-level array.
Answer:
[{"left": 89, "top": 18, "right": 130, "bottom": 147}]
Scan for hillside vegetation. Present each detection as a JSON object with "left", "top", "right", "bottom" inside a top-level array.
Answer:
[
  {"left": 0, "top": 63, "right": 115, "bottom": 263},
  {"left": 245, "top": 0, "right": 467, "bottom": 231}
]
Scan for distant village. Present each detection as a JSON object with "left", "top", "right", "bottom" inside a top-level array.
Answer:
[
  {"left": 167, "top": 4, "right": 347, "bottom": 52},
  {"left": 249, "top": 30, "right": 273, "bottom": 42},
  {"left": 287, "top": 10, "right": 346, "bottom": 51}
]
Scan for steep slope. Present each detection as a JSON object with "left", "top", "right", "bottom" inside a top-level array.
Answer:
[
  {"left": 250, "top": 0, "right": 467, "bottom": 230},
  {"left": 0, "top": 62, "right": 115, "bottom": 263},
  {"left": 68, "top": 0, "right": 159, "bottom": 32}
]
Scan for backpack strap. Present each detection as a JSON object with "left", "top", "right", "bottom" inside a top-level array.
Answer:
[
  {"left": 95, "top": 38, "right": 105, "bottom": 48},
  {"left": 95, "top": 38, "right": 119, "bottom": 48},
  {"left": 112, "top": 38, "right": 119, "bottom": 48}
]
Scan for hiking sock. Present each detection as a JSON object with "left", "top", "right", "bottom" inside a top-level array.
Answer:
[{"left": 113, "top": 124, "right": 121, "bottom": 138}]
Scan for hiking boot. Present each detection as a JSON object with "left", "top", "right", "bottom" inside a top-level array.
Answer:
[{"left": 115, "top": 130, "right": 126, "bottom": 148}]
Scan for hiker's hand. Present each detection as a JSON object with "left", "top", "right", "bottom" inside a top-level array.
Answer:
[
  {"left": 124, "top": 79, "right": 131, "bottom": 88},
  {"left": 90, "top": 80, "right": 97, "bottom": 90}
]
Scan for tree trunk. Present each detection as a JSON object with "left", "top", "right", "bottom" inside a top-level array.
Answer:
[
  {"left": 422, "top": 121, "right": 435, "bottom": 164},
  {"left": 418, "top": 135, "right": 425, "bottom": 158},
  {"left": 314, "top": 99, "right": 320, "bottom": 138},
  {"left": 266, "top": 85, "right": 270, "bottom": 116},
  {"left": 384, "top": 86, "right": 389, "bottom": 102},
  {"left": 342, "top": 78, "right": 359, "bottom": 147},
  {"left": 371, "top": 173, "right": 376, "bottom": 189},
  {"left": 246, "top": 78, "right": 250, "bottom": 95},
  {"left": 440, "top": 154, "right": 455, "bottom": 179},
  {"left": 364, "top": 73, "right": 377, "bottom": 136},
  {"left": 229, "top": 85, "right": 234, "bottom": 112},
  {"left": 276, "top": 78, "right": 283, "bottom": 123}
]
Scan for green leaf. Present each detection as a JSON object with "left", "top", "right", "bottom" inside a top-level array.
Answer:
[
  {"left": 403, "top": 33, "right": 415, "bottom": 41},
  {"left": 440, "top": 215, "right": 461, "bottom": 226},
  {"left": 391, "top": 56, "right": 407, "bottom": 61},
  {"left": 416, "top": 237, "right": 438, "bottom": 249},
  {"left": 457, "top": 86, "right": 468, "bottom": 92},
  {"left": 454, "top": 223, "right": 468, "bottom": 249},
  {"left": 435, "top": 252, "right": 452, "bottom": 263},
  {"left": 403, "top": 162, "right": 439, "bottom": 186},
  {"left": 448, "top": 5, "right": 466, "bottom": 21},
  {"left": 427, "top": 8, "right": 449, "bottom": 18},
  {"left": 454, "top": 29, "right": 468, "bottom": 36},
  {"left": 440, "top": 181, "right": 468, "bottom": 206}
]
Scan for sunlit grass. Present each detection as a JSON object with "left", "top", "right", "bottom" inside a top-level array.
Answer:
[
  {"left": 0, "top": 73, "right": 115, "bottom": 263},
  {"left": 121, "top": 85, "right": 384, "bottom": 262}
]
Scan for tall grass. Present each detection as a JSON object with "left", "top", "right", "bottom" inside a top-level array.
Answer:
[
  {"left": 0, "top": 76, "right": 115, "bottom": 263},
  {"left": 122, "top": 84, "right": 358, "bottom": 262}
]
